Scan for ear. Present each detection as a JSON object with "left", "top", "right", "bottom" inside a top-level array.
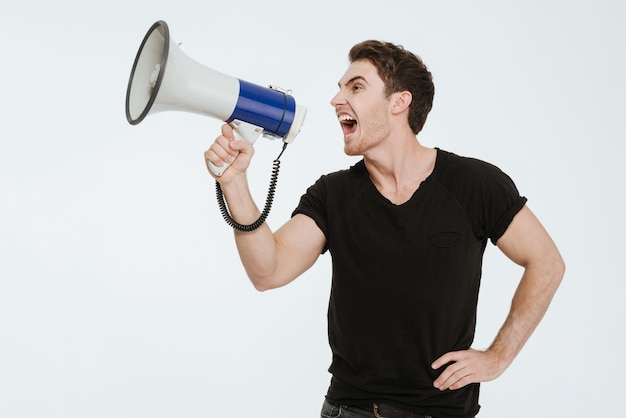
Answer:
[{"left": 391, "top": 91, "right": 412, "bottom": 115}]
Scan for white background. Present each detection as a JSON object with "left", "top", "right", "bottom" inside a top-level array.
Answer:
[{"left": 1, "top": 1, "right": 624, "bottom": 417}]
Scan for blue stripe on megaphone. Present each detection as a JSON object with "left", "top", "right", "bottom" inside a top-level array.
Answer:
[{"left": 228, "top": 80, "right": 296, "bottom": 138}]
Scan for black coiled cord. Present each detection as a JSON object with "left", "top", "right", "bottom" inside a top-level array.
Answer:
[{"left": 216, "top": 143, "right": 287, "bottom": 232}]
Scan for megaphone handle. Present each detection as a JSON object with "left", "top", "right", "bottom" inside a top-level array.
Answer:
[{"left": 208, "top": 120, "right": 263, "bottom": 176}]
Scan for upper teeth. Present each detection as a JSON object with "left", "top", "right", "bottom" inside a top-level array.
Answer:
[{"left": 339, "top": 115, "right": 355, "bottom": 121}]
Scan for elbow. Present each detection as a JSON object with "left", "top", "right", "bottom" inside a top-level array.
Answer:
[
  {"left": 552, "top": 245, "right": 566, "bottom": 279},
  {"left": 558, "top": 254, "right": 566, "bottom": 276},
  {"left": 252, "top": 281, "right": 273, "bottom": 292},
  {"left": 545, "top": 253, "right": 566, "bottom": 291},
  {"left": 555, "top": 255, "right": 566, "bottom": 283},
  {"left": 244, "top": 258, "right": 298, "bottom": 292},
  {"left": 526, "top": 251, "right": 566, "bottom": 293},
  {"left": 243, "top": 264, "right": 279, "bottom": 292},
  {"left": 249, "top": 274, "right": 283, "bottom": 292}
]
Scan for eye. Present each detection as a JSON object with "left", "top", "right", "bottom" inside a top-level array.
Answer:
[{"left": 351, "top": 84, "right": 363, "bottom": 92}]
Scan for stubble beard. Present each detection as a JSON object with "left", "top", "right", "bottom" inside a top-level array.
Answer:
[{"left": 343, "top": 110, "right": 391, "bottom": 157}]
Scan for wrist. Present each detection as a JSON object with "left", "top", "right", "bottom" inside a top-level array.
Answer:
[{"left": 485, "top": 342, "right": 516, "bottom": 371}]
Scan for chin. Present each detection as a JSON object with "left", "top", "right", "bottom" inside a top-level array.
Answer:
[
  {"left": 343, "top": 134, "right": 369, "bottom": 157},
  {"left": 343, "top": 146, "right": 361, "bottom": 157}
]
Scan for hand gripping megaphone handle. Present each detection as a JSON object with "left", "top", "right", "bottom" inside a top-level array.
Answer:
[{"left": 207, "top": 120, "right": 264, "bottom": 176}]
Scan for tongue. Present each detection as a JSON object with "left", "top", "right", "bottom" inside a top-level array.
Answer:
[{"left": 342, "top": 121, "right": 357, "bottom": 135}]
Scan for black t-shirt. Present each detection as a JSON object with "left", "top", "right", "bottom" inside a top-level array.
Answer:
[{"left": 292, "top": 149, "right": 527, "bottom": 418}]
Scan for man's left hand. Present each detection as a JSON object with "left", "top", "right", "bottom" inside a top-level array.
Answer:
[{"left": 431, "top": 348, "right": 508, "bottom": 391}]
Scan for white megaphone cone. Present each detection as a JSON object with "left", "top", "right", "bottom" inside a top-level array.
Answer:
[{"left": 125, "top": 20, "right": 307, "bottom": 176}]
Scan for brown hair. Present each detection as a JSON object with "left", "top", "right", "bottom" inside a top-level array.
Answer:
[{"left": 349, "top": 40, "right": 434, "bottom": 135}]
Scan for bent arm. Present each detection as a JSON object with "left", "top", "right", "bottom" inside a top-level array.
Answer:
[
  {"left": 488, "top": 205, "right": 565, "bottom": 363},
  {"left": 206, "top": 125, "right": 326, "bottom": 291},
  {"left": 234, "top": 211, "right": 326, "bottom": 291},
  {"left": 433, "top": 205, "right": 565, "bottom": 390},
  {"left": 217, "top": 172, "right": 325, "bottom": 291}
]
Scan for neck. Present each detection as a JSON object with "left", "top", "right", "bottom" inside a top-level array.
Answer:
[{"left": 364, "top": 132, "right": 436, "bottom": 205}]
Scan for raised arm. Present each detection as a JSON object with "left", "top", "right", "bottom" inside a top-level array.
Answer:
[
  {"left": 204, "top": 124, "right": 326, "bottom": 291},
  {"left": 432, "top": 205, "right": 565, "bottom": 390}
]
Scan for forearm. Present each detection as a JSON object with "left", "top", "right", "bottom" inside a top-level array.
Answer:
[
  {"left": 488, "top": 260, "right": 565, "bottom": 367},
  {"left": 432, "top": 207, "right": 565, "bottom": 390},
  {"left": 219, "top": 176, "right": 279, "bottom": 290}
]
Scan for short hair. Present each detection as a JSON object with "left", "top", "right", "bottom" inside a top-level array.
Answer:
[{"left": 349, "top": 40, "right": 434, "bottom": 135}]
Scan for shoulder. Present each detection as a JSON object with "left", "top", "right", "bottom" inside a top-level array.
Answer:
[
  {"left": 436, "top": 149, "right": 507, "bottom": 179},
  {"left": 433, "top": 149, "right": 527, "bottom": 242},
  {"left": 310, "top": 159, "right": 367, "bottom": 190},
  {"left": 294, "top": 159, "right": 367, "bottom": 211},
  {"left": 433, "top": 149, "right": 521, "bottom": 196},
  {"left": 323, "top": 159, "right": 366, "bottom": 180}
]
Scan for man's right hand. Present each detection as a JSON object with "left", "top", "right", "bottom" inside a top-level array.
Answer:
[{"left": 204, "top": 123, "right": 255, "bottom": 182}]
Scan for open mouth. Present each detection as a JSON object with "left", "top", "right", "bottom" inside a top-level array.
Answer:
[{"left": 339, "top": 114, "right": 357, "bottom": 136}]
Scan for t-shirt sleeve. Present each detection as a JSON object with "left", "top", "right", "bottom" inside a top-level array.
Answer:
[
  {"left": 474, "top": 162, "right": 527, "bottom": 245},
  {"left": 486, "top": 175, "right": 527, "bottom": 244},
  {"left": 292, "top": 176, "right": 330, "bottom": 253},
  {"left": 441, "top": 153, "right": 527, "bottom": 245}
]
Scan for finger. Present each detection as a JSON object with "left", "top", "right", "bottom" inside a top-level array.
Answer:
[
  {"left": 448, "top": 374, "right": 477, "bottom": 391},
  {"left": 204, "top": 149, "right": 224, "bottom": 170},
  {"left": 445, "top": 365, "right": 478, "bottom": 391},
  {"left": 431, "top": 351, "right": 461, "bottom": 370},
  {"left": 222, "top": 141, "right": 256, "bottom": 178},
  {"left": 433, "top": 361, "right": 463, "bottom": 390},
  {"left": 221, "top": 123, "right": 235, "bottom": 139},
  {"left": 210, "top": 137, "right": 237, "bottom": 164},
  {"left": 435, "top": 363, "right": 472, "bottom": 391}
]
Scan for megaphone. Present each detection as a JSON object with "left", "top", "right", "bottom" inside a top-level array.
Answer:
[{"left": 125, "top": 20, "right": 307, "bottom": 176}]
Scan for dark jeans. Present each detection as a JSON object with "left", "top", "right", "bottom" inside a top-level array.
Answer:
[{"left": 320, "top": 400, "right": 434, "bottom": 418}]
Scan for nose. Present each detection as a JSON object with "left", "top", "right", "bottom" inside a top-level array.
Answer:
[{"left": 330, "top": 90, "right": 345, "bottom": 108}]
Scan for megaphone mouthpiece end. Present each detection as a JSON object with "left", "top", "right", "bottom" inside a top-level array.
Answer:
[{"left": 283, "top": 104, "right": 307, "bottom": 144}]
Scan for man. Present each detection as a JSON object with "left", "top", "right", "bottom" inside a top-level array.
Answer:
[{"left": 204, "top": 41, "right": 565, "bottom": 418}]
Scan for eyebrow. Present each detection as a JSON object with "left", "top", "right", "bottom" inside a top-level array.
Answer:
[{"left": 338, "top": 75, "right": 367, "bottom": 88}]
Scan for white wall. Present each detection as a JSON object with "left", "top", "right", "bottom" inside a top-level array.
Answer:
[{"left": 1, "top": 1, "right": 624, "bottom": 417}]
